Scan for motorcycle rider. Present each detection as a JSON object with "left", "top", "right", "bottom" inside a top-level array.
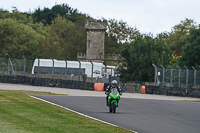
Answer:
[{"left": 105, "top": 80, "right": 122, "bottom": 106}]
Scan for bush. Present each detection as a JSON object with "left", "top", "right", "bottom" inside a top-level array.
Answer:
[{"left": 82, "top": 74, "right": 87, "bottom": 82}]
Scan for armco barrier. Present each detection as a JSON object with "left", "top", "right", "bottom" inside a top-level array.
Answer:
[
  {"left": 145, "top": 85, "right": 200, "bottom": 98},
  {"left": 0, "top": 74, "right": 94, "bottom": 91}
]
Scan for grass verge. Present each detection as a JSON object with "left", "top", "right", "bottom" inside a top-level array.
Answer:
[
  {"left": 181, "top": 100, "right": 200, "bottom": 102},
  {"left": 0, "top": 90, "right": 132, "bottom": 133}
]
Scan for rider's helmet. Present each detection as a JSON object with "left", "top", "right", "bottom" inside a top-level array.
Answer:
[{"left": 111, "top": 80, "right": 117, "bottom": 87}]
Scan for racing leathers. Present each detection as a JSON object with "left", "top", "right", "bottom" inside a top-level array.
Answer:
[{"left": 105, "top": 85, "right": 122, "bottom": 106}]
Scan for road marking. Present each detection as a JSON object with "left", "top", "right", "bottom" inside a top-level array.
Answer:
[{"left": 29, "top": 95, "right": 137, "bottom": 133}]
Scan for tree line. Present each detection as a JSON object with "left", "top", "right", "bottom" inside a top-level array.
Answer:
[
  {"left": 0, "top": 4, "right": 199, "bottom": 83},
  {"left": 119, "top": 19, "right": 200, "bottom": 83}
]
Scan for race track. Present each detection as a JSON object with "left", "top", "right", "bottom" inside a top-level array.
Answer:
[{"left": 32, "top": 95, "right": 200, "bottom": 133}]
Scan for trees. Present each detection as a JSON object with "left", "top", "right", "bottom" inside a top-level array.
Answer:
[
  {"left": 105, "top": 32, "right": 120, "bottom": 54},
  {"left": 31, "top": 4, "right": 89, "bottom": 60},
  {"left": 0, "top": 5, "right": 89, "bottom": 60},
  {"left": 1, "top": 4, "right": 200, "bottom": 85},
  {"left": 0, "top": 18, "right": 44, "bottom": 59},
  {"left": 178, "top": 27, "right": 200, "bottom": 66},
  {"left": 119, "top": 34, "right": 172, "bottom": 82},
  {"left": 1, "top": 6, "right": 143, "bottom": 61},
  {"left": 32, "top": 4, "right": 85, "bottom": 25},
  {"left": 37, "top": 16, "right": 86, "bottom": 60},
  {"left": 0, "top": 8, "right": 33, "bottom": 25},
  {"left": 165, "top": 19, "right": 197, "bottom": 56},
  {"left": 107, "top": 19, "right": 140, "bottom": 43},
  {"left": 105, "top": 19, "right": 140, "bottom": 55}
]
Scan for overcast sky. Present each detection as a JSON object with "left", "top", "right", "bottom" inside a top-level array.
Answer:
[{"left": 1, "top": 0, "right": 200, "bottom": 35}]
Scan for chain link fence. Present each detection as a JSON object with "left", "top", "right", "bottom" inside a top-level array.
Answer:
[{"left": 153, "top": 64, "right": 200, "bottom": 89}]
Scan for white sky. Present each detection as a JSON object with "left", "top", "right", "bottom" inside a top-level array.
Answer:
[{"left": 1, "top": 0, "right": 200, "bottom": 35}]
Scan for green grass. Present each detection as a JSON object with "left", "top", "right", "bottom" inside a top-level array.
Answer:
[
  {"left": 0, "top": 90, "right": 132, "bottom": 133},
  {"left": 182, "top": 100, "right": 200, "bottom": 102}
]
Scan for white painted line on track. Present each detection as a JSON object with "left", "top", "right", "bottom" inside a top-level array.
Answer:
[{"left": 29, "top": 95, "right": 137, "bottom": 133}]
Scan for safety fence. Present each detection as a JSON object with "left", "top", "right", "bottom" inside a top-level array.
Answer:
[
  {"left": 0, "top": 57, "right": 112, "bottom": 90},
  {"left": 0, "top": 57, "right": 105, "bottom": 82},
  {"left": 0, "top": 57, "right": 34, "bottom": 77},
  {"left": 152, "top": 64, "right": 200, "bottom": 89},
  {"left": 150, "top": 64, "right": 200, "bottom": 98}
]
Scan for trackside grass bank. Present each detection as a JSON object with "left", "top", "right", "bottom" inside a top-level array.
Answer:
[{"left": 0, "top": 90, "right": 132, "bottom": 133}]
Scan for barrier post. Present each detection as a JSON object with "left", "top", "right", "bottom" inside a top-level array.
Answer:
[
  {"left": 90, "top": 61, "right": 93, "bottom": 83},
  {"left": 192, "top": 66, "right": 196, "bottom": 88},
  {"left": 78, "top": 60, "right": 81, "bottom": 81},
  {"left": 22, "top": 56, "right": 26, "bottom": 76},
  {"left": 184, "top": 66, "right": 188, "bottom": 91},
  {"left": 168, "top": 65, "right": 173, "bottom": 87},
  {"left": 111, "top": 68, "right": 113, "bottom": 82},
  {"left": 152, "top": 64, "right": 157, "bottom": 86},
  {"left": 103, "top": 61, "right": 107, "bottom": 73},
  {"left": 176, "top": 66, "right": 181, "bottom": 88},
  {"left": 64, "top": 59, "right": 67, "bottom": 80},
  {"left": 36, "top": 56, "right": 40, "bottom": 80},
  {"left": 160, "top": 65, "right": 165, "bottom": 86},
  {"left": 6, "top": 54, "right": 11, "bottom": 75},
  {"left": 51, "top": 58, "right": 54, "bottom": 79}
]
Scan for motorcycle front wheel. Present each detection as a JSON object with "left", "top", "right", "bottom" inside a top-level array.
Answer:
[
  {"left": 109, "top": 106, "right": 112, "bottom": 113},
  {"left": 112, "top": 101, "right": 116, "bottom": 113}
]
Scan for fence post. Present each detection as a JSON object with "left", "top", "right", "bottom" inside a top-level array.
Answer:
[
  {"left": 152, "top": 64, "right": 157, "bottom": 86},
  {"left": 192, "top": 66, "right": 196, "bottom": 88},
  {"left": 103, "top": 61, "right": 107, "bottom": 73},
  {"left": 168, "top": 65, "right": 173, "bottom": 87},
  {"left": 111, "top": 68, "right": 113, "bottom": 82},
  {"left": 184, "top": 66, "right": 188, "bottom": 91},
  {"left": 64, "top": 59, "right": 67, "bottom": 80},
  {"left": 90, "top": 61, "right": 93, "bottom": 83},
  {"left": 51, "top": 58, "right": 54, "bottom": 79},
  {"left": 6, "top": 54, "right": 11, "bottom": 75},
  {"left": 22, "top": 56, "right": 26, "bottom": 76},
  {"left": 36, "top": 56, "right": 40, "bottom": 80},
  {"left": 176, "top": 66, "right": 181, "bottom": 88},
  {"left": 78, "top": 60, "right": 81, "bottom": 81},
  {"left": 160, "top": 65, "right": 165, "bottom": 86}
]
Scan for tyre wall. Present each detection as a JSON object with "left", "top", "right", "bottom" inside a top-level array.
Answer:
[
  {"left": 145, "top": 85, "right": 200, "bottom": 98},
  {"left": 0, "top": 74, "right": 94, "bottom": 91}
]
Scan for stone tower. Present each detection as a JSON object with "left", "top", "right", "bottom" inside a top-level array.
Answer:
[
  {"left": 84, "top": 20, "right": 107, "bottom": 62},
  {"left": 77, "top": 19, "right": 107, "bottom": 62}
]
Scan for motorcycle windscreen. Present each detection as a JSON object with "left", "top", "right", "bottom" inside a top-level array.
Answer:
[{"left": 110, "top": 88, "right": 118, "bottom": 95}]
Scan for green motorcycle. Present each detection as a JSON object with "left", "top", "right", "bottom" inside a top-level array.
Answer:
[{"left": 107, "top": 88, "right": 121, "bottom": 113}]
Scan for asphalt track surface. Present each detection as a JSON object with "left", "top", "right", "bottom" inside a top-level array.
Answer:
[{"left": 32, "top": 95, "right": 200, "bottom": 133}]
